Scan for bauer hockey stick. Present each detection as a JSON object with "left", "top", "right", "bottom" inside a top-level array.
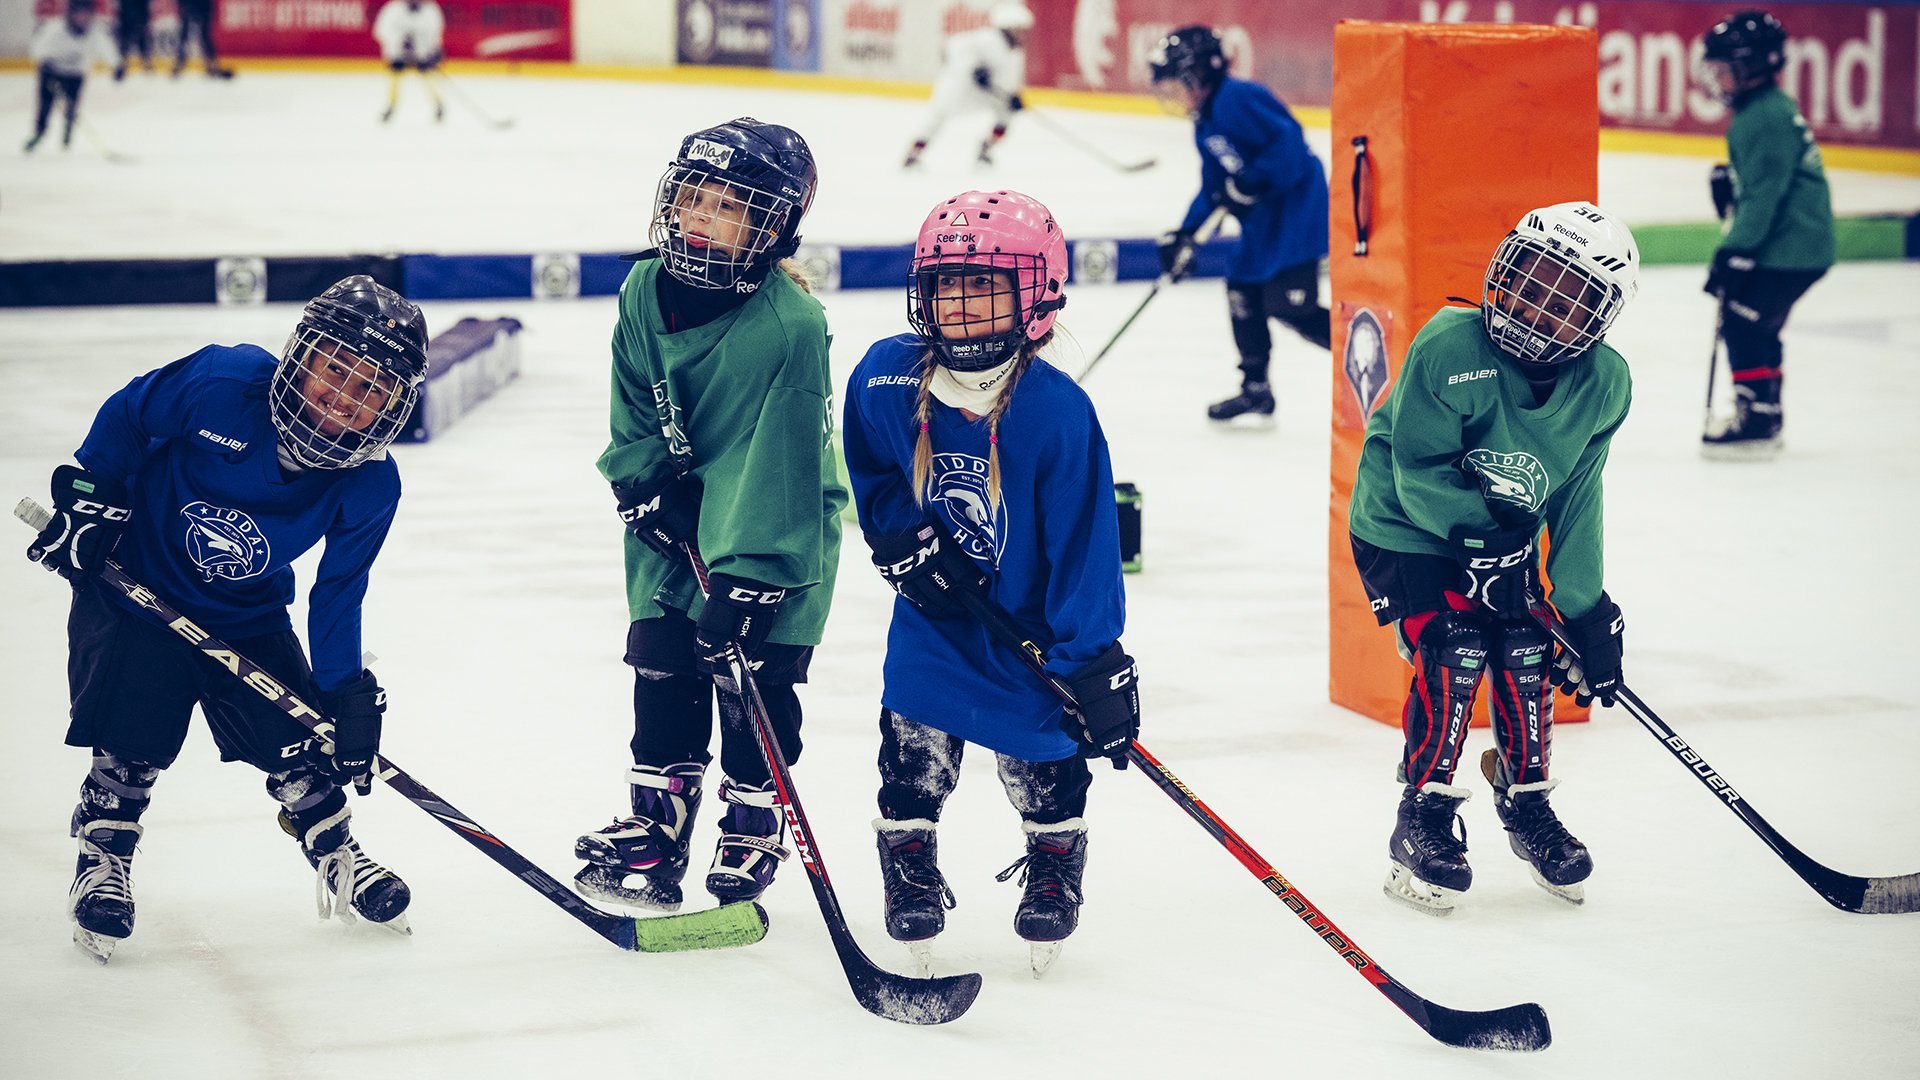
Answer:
[
  {"left": 1025, "top": 108, "right": 1156, "bottom": 173},
  {"left": 1532, "top": 607, "right": 1920, "bottom": 915},
  {"left": 955, "top": 590, "right": 1551, "bottom": 1052},
  {"left": 686, "top": 546, "right": 983, "bottom": 1025},
  {"left": 15, "top": 497, "right": 768, "bottom": 954},
  {"left": 1078, "top": 206, "right": 1228, "bottom": 384}
]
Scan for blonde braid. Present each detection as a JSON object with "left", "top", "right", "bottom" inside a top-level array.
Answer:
[{"left": 910, "top": 347, "right": 940, "bottom": 506}]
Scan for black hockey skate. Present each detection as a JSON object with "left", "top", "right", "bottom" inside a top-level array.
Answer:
[
  {"left": 574, "top": 761, "right": 705, "bottom": 912},
  {"left": 705, "top": 778, "right": 790, "bottom": 904},
  {"left": 1385, "top": 782, "right": 1473, "bottom": 917},
  {"left": 1482, "top": 749, "right": 1592, "bottom": 905},
  {"left": 995, "top": 820, "right": 1088, "bottom": 977},
  {"left": 280, "top": 805, "right": 412, "bottom": 933},
  {"left": 69, "top": 818, "right": 141, "bottom": 963},
  {"left": 876, "top": 818, "right": 958, "bottom": 976},
  {"left": 1702, "top": 384, "right": 1782, "bottom": 460},
  {"left": 1208, "top": 380, "right": 1276, "bottom": 423}
]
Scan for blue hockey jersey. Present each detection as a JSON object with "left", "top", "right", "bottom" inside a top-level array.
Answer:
[
  {"left": 73, "top": 345, "right": 401, "bottom": 692},
  {"left": 1180, "top": 76, "right": 1330, "bottom": 282},
  {"left": 842, "top": 335, "right": 1125, "bottom": 761}
]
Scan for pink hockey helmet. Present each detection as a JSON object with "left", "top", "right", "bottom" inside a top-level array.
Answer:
[{"left": 906, "top": 189, "right": 1068, "bottom": 372}]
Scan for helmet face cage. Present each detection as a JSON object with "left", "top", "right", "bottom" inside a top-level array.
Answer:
[
  {"left": 1149, "top": 26, "right": 1226, "bottom": 106},
  {"left": 1704, "top": 11, "right": 1786, "bottom": 100},
  {"left": 907, "top": 253, "right": 1046, "bottom": 372},
  {"left": 651, "top": 162, "right": 796, "bottom": 290},
  {"left": 1482, "top": 234, "right": 1623, "bottom": 367},
  {"left": 271, "top": 322, "right": 421, "bottom": 469}
]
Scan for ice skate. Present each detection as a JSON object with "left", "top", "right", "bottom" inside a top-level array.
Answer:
[
  {"left": 69, "top": 819, "right": 141, "bottom": 963},
  {"left": 1384, "top": 782, "right": 1472, "bottom": 917},
  {"left": 876, "top": 818, "right": 957, "bottom": 975},
  {"left": 1208, "top": 380, "right": 1276, "bottom": 424},
  {"left": 279, "top": 805, "right": 412, "bottom": 934},
  {"left": 705, "top": 778, "right": 789, "bottom": 904},
  {"left": 1483, "top": 750, "right": 1591, "bottom": 905},
  {"left": 1701, "top": 385, "right": 1782, "bottom": 460},
  {"left": 995, "top": 820, "right": 1087, "bottom": 978},
  {"left": 25, "top": 131, "right": 44, "bottom": 152},
  {"left": 573, "top": 761, "right": 704, "bottom": 912}
]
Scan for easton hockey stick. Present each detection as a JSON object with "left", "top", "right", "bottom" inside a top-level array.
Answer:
[
  {"left": 686, "top": 547, "right": 982, "bottom": 1025},
  {"left": 1025, "top": 108, "right": 1156, "bottom": 173},
  {"left": 1533, "top": 608, "right": 1920, "bottom": 914},
  {"left": 957, "top": 590, "right": 1552, "bottom": 1052},
  {"left": 15, "top": 498, "right": 768, "bottom": 953},
  {"left": 1078, "top": 206, "right": 1228, "bottom": 384}
]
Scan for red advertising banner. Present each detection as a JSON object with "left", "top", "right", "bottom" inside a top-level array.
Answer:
[
  {"left": 213, "top": 0, "right": 570, "bottom": 61},
  {"left": 1025, "top": 1, "right": 1920, "bottom": 151}
]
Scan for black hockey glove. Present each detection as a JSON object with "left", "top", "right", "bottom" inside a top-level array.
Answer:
[
  {"left": 867, "top": 521, "right": 990, "bottom": 620},
  {"left": 317, "top": 669, "right": 386, "bottom": 796},
  {"left": 1006, "top": 93, "right": 1025, "bottom": 111},
  {"left": 1704, "top": 247, "right": 1756, "bottom": 299},
  {"left": 1450, "top": 526, "right": 1536, "bottom": 619},
  {"left": 1157, "top": 230, "right": 1197, "bottom": 283},
  {"left": 27, "top": 464, "right": 131, "bottom": 592},
  {"left": 1708, "top": 163, "right": 1735, "bottom": 221},
  {"left": 973, "top": 65, "right": 993, "bottom": 91},
  {"left": 1554, "top": 593, "right": 1624, "bottom": 708},
  {"left": 1064, "top": 643, "right": 1139, "bottom": 770},
  {"left": 694, "top": 574, "right": 786, "bottom": 686},
  {"left": 613, "top": 473, "right": 702, "bottom": 559}
]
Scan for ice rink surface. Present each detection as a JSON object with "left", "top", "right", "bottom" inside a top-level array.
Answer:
[{"left": 3, "top": 69, "right": 1919, "bottom": 1078}]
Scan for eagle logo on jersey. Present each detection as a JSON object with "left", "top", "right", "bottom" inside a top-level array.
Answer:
[
  {"left": 928, "top": 452, "right": 1006, "bottom": 566},
  {"left": 1461, "top": 450, "right": 1551, "bottom": 513},
  {"left": 180, "top": 502, "right": 271, "bottom": 582},
  {"left": 652, "top": 379, "right": 692, "bottom": 463}
]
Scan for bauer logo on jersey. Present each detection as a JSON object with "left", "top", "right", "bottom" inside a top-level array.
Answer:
[
  {"left": 1461, "top": 450, "right": 1551, "bottom": 513},
  {"left": 928, "top": 452, "right": 1006, "bottom": 566},
  {"left": 686, "top": 139, "right": 735, "bottom": 170},
  {"left": 180, "top": 502, "right": 271, "bottom": 582}
]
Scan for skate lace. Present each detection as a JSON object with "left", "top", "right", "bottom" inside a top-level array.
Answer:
[
  {"left": 1410, "top": 796, "right": 1470, "bottom": 859},
  {"left": 888, "top": 847, "right": 957, "bottom": 911},
  {"left": 994, "top": 848, "right": 1084, "bottom": 905},
  {"left": 314, "top": 841, "right": 398, "bottom": 925},
  {"left": 1506, "top": 798, "right": 1578, "bottom": 855},
  {"left": 70, "top": 836, "right": 134, "bottom": 915}
]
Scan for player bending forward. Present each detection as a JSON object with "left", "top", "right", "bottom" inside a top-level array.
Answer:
[
  {"left": 843, "top": 190, "right": 1139, "bottom": 976},
  {"left": 1348, "top": 203, "right": 1637, "bottom": 915},
  {"left": 902, "top": 2, "right": 1033, "bottom": 168},
  {"left": 26, "top": 276, "right": 428, "bottom": 961}
]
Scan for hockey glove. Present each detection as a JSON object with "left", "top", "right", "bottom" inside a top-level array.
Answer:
[
  {"left": 613, "top": 473, "right": 702, "bottom": 559},
  {"left": 1157, "top": 230, "right": 1198, "bottom": 283},
  {"left": 1704, "top": 247, "right": 1756, "bottom": 299},
  {"left": 1450, "top": 526, "right": 1537, "bottom": 619},
  {"left": 1554, "top": 593, "right": 1624, "bottom": 708},
  {"left": 867, "top": 521, "right": 990, "bottom": 620},
  {"left": 1006, "top": 93, "right": 1025, "bottom": 112},
  {"left": 1708, "top": 163, "right": 1735, "bottom": 221},
  {"left": 317, "top": 669, "right": 386, "bottom": 796},
  {"left": 973, "top": 65, "right": 993, "bottom": 91},
  {"left": 27, "top": 464, "right": 131, "bottom": 592},
  {"left": 1223, "top": 175, "right": 1266, "bottom": 209},
  {"left": 1064, "top": 643, "right": 1139, "bottom": 770},
  {"left": 694, "top": 574, "right": 786, "bottom": 687}
]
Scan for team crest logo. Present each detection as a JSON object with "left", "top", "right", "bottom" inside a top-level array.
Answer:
[
  {"left": 1343, "top": 309, "right": 1389, "bottom": 419},
  {"left": 652, "top": 380, "right": 692, "bottom": 463},
  {"left": 181, "top": 502, "right": 271, "bottom": 582},
  {"left": 1462, "top": 450, "right": 1551, "bottom": 512},
  {"left": 928, "top": 452, "right": 1006, "bottom": 565}
]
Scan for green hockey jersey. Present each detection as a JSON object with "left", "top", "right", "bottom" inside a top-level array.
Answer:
[{"left": 1722, "top": 85, "right": 1835, "bottom": 271}]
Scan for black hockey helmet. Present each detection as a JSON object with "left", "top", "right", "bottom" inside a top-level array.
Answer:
[
  {"left": 1148, "top": 26, "right": 1227, "bottom": 92},
  {"left": 271, "top": 276, "right": 429, "bottom": 469},
  {"left": 1703, "top": 11, "right": 1787, "bottom": 101},
  {"left": 650, "top": 117, "right": 818, "bottom": 291}
]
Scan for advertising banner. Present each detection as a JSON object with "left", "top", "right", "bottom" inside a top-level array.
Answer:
[
  {"left": 818, "top": 0, "right": 1002, "bottom": 82},
  {"left": 213, "top": 0, "right": 571, "bottom": 61}
]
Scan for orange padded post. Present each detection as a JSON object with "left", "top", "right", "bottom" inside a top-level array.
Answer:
[{"left": 1328, "top": 21, "right": 1598, "bottom": 729}]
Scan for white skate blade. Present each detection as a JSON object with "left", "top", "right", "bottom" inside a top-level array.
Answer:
[
  {"left": 1383, "top": 861, "right": 1461, "bottom": 917},
  {"left": 1210, "top": 412, "right": 1277, "bottom": 430},
  {"left": 1527, "top": 866, "right": 1586, "bottom": 906},
  {"left": 905, "top": 939, "right": 935, "bottom": 978},
  {"left": 72, "top": 925, "right": 120, "bottom": 964},
  {"left": 371, "top": 911, "right": 413, "bottom": 937},
  {"left": 1700, "top": 436, "right": 1782, "bottom": 462},
  {"left": 1028, "top": 940, "right": 1064, "bottom": 978}
]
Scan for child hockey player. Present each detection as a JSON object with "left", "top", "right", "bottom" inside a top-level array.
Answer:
[
  {"left": 1149, "top": 25, "right": 1331, "bottom": 422},
  {"left": 373, "top": 0, "right": 445, "bottom": 123},
  {"left": 902, "top": 2, "right": 1033, "bottom": 168},
  {"left": 172, "top": 0, "right": 233, "bottom": 79},
  {"left": 573, "top": 119, "right": 846, "bottom": 915},
  {"left": 25, "top": 0, "right": 118, "bottom": 153},
  {"left": 842, "top": 189, "right": 1139, "bottom": 975},
  {"left": 1347, "top": 202, "right": 1638, "bottom": 916},
  {"left": 1700, "top": 10, "right": 1833, "bottom": 458},
  {"left": 26, "top": 276, "right": 428, "bottom": 961}
]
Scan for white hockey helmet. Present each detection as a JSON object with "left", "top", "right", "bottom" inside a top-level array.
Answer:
[
  {"left": 1482, "top": 201, "right": 1638, "bottom": 367},
  {"left": 988, "top": 3, "right": 1034, "bottom": 31}
]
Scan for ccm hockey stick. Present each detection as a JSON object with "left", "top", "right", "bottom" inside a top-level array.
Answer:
[
  {"left": 1026, "top": 108, "right": 1156, "bottom": 173},
  {"left": 1534, "top": 608, "right": 1920, "bottom": 914},
  {"left": 1079, "top": 205, "right": 1228, "bottom": 384},
  {"left": 958, "top": 590, "right": 1552, "bottom": 1052},
  {"left": 16, "top": 497, "right": 767, "bottom": 953},
  {"left": 686, "top": 546, "right": 982, "bottom": 1025}
]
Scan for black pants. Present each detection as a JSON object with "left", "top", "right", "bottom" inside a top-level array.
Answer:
[
  {"left": 33, "top": 67, "right": 83, "bottom": 141},
  {"left": 624, "top": 610, "right": 812, "bottom": 789},
  {"left": 116, "top": 0, "right": 152, "bottom": 65},
  {"left": 1721, "top": 267, "right": 1825, "bottom": 405},
  {"left": 876, "top": 708, "right": 1091, "bottom": 826},
  {"left": 176, "top": 0, "right": 218, "bottom": 69},
  {"left": 1227, "top": 259, "right": 1332, "bottom": 381}
]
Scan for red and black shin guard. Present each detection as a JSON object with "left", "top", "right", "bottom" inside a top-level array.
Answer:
[
  {"left": 1399, "top": 609, "right": 1490, "bottom": 787},
  {"left": 1484, "top": 616, "right": 1555, "bottom": 788}
]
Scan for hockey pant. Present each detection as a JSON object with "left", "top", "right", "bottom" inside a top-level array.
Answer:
[
  {"left": 1227, "top": 260, "right": 1332, "bottom": 381},
  {"left": 876, "top": 709, "right": 1090, "bottom": 827},
  {"left": 1720, "top": 267, "right": 1825, "bottom": 408},
  {"left": 176, "top": 0, "right": 220, "bottom": 69},
  {"left": 624, "top": 612, "right": 811, "bottom": 789},
  {"left": 1399, "top": 609, "right": 1555, "bottom": 789},
  {"left": 33, "top": 67, "right": 83, "bottom": 142}
]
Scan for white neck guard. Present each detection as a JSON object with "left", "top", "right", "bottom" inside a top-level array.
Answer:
[{"left": 928, "top": 357, "right": 1018, "bottom": 414}]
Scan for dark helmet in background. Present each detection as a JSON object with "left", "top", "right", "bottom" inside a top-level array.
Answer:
[{"left": 1703, "top": 11, "right": 1788, "bottom": 104}]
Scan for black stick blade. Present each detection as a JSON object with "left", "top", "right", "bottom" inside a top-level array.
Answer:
[
  {"left": 1420, "top": 1000, "right": 1552, "bottom": 1052},
  {"left": 847, "top": 962, "right": 983, "bottom": 1026},
  {"left": 1122, "top": 159, "right": 1157, "bottom": 172}
]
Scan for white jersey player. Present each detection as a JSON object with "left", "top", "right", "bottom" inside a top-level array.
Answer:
[
  {"left": 25, "top": 0, "right": 118, "bottom": 152},
  {"left": 373, "top": 0, "right": 445, "bottom": 123},
  {"left": 903, "top": 2, "right": 1032, "bottom": 168}
]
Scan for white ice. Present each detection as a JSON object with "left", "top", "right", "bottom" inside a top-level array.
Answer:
[{"left": 3, "top": 70, "right": 1919, "bottom": 1078}]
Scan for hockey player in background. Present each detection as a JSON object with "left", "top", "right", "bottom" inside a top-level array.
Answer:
[
  {"left": 1700, "top": 10, "right": 1833, "bottom": 458},
  {"left": 1347, "top": 202, "right": 1638, "bottom": 916},
  {"left": 111, "top": 0, "right": 152, "bottom": 80},
  {"left": 373, "top": 0, "right": 445, "bottom": 123},
  {"left": 901, "top": 2, "right": 1033, "bottom": 168},
  {"left": 572, "top": 119, "right": 846, "bottom": 915},
  {"left": 1150, "top": 25, "right": 1331, "bottom": 423},
  {"left": 25, "top": 0, "right": 117, "bottom": 152},
  {"left": 24, "top": 276, "right": 428, "bottom": 961},
  {"left": 843, "top": 189, "right": 1138, "bottom": 976},
  {"left": 171, "top": 0, "right": 231, "bottom": 78}
]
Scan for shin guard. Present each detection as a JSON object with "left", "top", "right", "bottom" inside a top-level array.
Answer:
[
  {"left": 1400, "top": 611, "right": 1489, "bottom": 788},
  {"left": 1485, "top": 618, "right": 1555, "bottom": 788}
]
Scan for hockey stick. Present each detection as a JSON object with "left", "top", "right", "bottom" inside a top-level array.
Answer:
[
  {"left": 429, "top": 69, "right": 514, "bottom": 130},
  {"left": 1532, "top": 608, "right": 1920, "bottom": 914},
  {"left": 1024, "top": 108, "right": 1156, "bottom": 172},
  {"left": 1078, "top": 206, "right": 1228, "bottom": 384},
  {"left": 1701, "top": 307, "right": 1725, "bottom": 437},
  {"left": 956, "top": 590, "right": 1551, "bottom": 1052},
  {"left": 15, "top": 497, "right": 767, "bottom": 953},
  {"left": 77, "top": 119, "right": 136, "bottom": 165},
  {"left": 685, "top": 546, "right": 982, "bottom": 1025}
]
